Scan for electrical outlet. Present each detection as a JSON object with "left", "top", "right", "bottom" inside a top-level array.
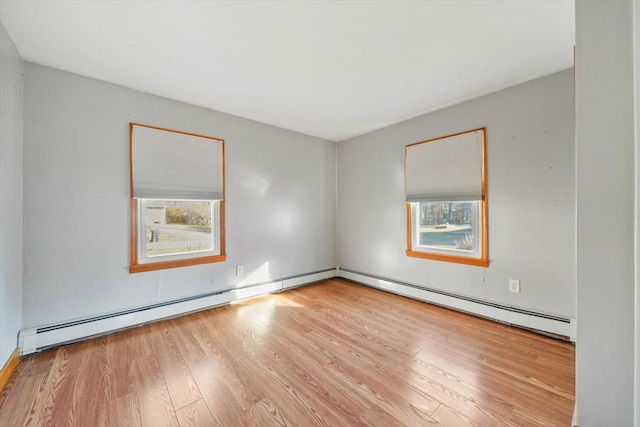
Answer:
[
  {"left": 509, "top": 279, "right": 521, "bottom": 293},
  {"left": 236, "top": 265, "right": 244, "bottom": 277}
]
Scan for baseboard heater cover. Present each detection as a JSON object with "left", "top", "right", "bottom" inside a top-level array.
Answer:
[
  {"left": 338, "top": 268, "right": 576, "bottom": 342},
  {"left": 19, "top": 268, "right": 337, "bottom": 355}
]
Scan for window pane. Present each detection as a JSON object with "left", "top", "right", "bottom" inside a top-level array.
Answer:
[
  {"left": 145, "top": 200, "right": 213, "bottom": 257},
  {"left": 417, "top": 201, "right": 476, "bottom": 252}
]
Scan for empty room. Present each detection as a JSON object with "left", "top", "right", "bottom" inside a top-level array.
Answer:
[{"left": 0, "top": 1, "right": 638, "bottom": 426}]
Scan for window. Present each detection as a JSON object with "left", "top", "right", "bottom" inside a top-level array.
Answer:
[
  {"left": 139, "top": 199, "right": 219, "bottom": 261},
  {"left": 405, "top": 128, "right": 488, "bottom": 266},
  {"left": 129, "top": 123, "right": 225, "bottom": 273}
]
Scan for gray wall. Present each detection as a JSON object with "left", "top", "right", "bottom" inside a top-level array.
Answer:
[
  {"left": 575, "top": 1, "right": 637, "bottom": 425},
  {"left": 22, "top": 63, "right": 336, "bottom": 329},
  {"left": 337, "top": 69, "right": 575, "bottom": 318},
  {"left": 636, "top": 3, "right": 640, "bottom": 425},
  {"left": 0, "top": 22, "right": 23, "bottom": 367}
]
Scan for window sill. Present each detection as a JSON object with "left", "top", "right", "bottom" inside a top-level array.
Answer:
[
  {"left": 130, "top": 254, "right": 226, "bottom": 273},
  {"left": 406, "top": 250, "right": 489, "bottom": 267}
]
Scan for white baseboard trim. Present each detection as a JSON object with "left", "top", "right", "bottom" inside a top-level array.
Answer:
[
  {"left": 282, "top": 268, "right": 336, "bottom": 290},
  {"left": 19, "top": 268, "right": 337, "bottom": 355},
  {"left": 338, "top": 268, "right": 576, "bottom": 342}
]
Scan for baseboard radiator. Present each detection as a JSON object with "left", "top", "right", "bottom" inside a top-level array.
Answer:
[
  {"left": 19, "top": 268, "right": 338, "bottom": 355},
  {"left": 339, "top": 268, "right": 576, "bottom": 342}
]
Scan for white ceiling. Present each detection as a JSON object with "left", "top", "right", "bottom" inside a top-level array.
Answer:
[{"left": 0, "top": 1, "right": 574, "bottom": 141}]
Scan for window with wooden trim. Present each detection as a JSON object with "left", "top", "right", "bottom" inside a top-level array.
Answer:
[
  {"left": 405, "top": 128, "right": 488, "bottom": 267},
  {"left": 129, "top": 123, "right": 226, "bottom": 273}
]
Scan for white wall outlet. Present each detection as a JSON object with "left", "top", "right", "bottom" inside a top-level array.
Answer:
[
  {"left": 509, "top": 279, "right": 521, "bottom": 293},
  {"left": 236, "top": 265, "right": 244, "bottom": 277}
]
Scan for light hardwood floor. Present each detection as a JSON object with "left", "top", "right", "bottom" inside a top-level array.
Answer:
[{"left": 0, "top": 278, "right": 575, "bottom": 426}]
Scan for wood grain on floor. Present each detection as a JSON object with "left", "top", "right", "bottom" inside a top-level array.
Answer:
[{"left": 0, "top": 278, "right": 575, "bottom": 426}]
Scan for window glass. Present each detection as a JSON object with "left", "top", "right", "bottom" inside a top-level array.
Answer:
[
  {"left": 144, "top": 200, "right": 214, "bottom": 258},
  {"left": 416, "top": 201, "right": 477, "bottom": 252}
]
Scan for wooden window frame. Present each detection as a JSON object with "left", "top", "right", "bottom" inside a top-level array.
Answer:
[
  {"left": 129, "top": 123, "right": 226, "bottom": 273},
  {"left": 405, "top": 128, "right": 488, "bottom": 267}
]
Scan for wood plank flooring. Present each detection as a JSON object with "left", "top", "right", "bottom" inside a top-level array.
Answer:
[{"left": 0, "top": 279, "right": 575, "bottom": 426}]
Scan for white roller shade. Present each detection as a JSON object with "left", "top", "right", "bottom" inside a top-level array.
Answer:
[
  {"left": 132, "top": 125, "right": 224, "bottom": 200},
  {"left": 406, "top": 129, "right": 484, "bottom": 202}
]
